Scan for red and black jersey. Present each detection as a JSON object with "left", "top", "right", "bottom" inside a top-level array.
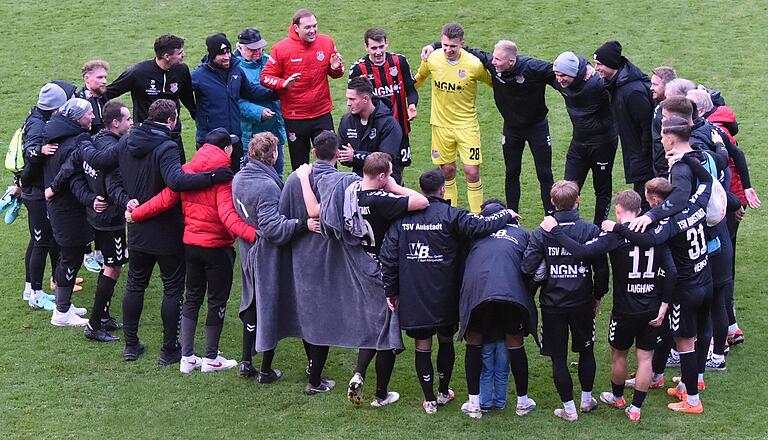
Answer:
[{"left": 349, "top": 53, "right": 418, "bottom": 140}]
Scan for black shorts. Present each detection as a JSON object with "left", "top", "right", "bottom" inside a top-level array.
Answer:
[
  {"left": 608, "top": 313, "right": 660, "bottom": 351},
  {"left": 670, "top": 284, "right": 712, "bottom": 338},
  {"left": 540, "top": 306, "right": 595, "bottom": 357},
  {"left": 405, "top": 324, "right": 457, "bottom": 341},
  {"left": 466, "top": 301, "right": 525, "bottom": 338},
  {"left": 94, "top": 229, "right": 128, "bottom": 267}
]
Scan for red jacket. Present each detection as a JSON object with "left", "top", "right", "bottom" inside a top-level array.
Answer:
[
  {"left": 706, "top": 106, "right": 747, "bottom": 205},
  {"left": 260, "top": 24, "right": 344, "bottom": 120},
  {"left": 132, "top": 144, "right": 257, "bottom": 247}
]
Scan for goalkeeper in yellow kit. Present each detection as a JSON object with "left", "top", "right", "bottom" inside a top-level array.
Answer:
[{"left": 415, "top": 22, "right": 492, "bottom": 213}]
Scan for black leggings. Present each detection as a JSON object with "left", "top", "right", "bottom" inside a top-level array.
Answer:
[
  {"left": 23, "top": 197, "right": 59, "bottom": 291},
  {"left": 284, "top": 113, "right": 334, "bottom": 171},
  {"left": 550, "top": 348, "right": 595, "bottom": 403},
  {"left": 240, "top": 300, "right": 276, "bottom": 372},
  {"left": 355, "top": 349, "right": 396, "bottom": 400},
  {"left": 501, "top": 119, "right": 554, "bottom": 214},
  {"left": 54, "top": 245, "right": 84, "bottom": 313}
]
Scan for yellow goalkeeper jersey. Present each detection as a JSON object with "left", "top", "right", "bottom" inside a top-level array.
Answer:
[{"left": 415, "top": 48, "right": 492, "bottom": 128}]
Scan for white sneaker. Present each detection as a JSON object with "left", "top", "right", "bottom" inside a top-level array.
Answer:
[
  {"left": 23, "top": 290, "right": 31, "bottom": 301},
  {"left": 371, "top": 391, "right": 400, "bottom": 408},
  {"left": 201, "top": 355, "right": 237, "bottom": 372},
  {"left": 180, "top": 355, "right": 203, "bottom": 374},
  {"left": 437, "top": 389, "right": 455, "bottom": 405},
  {"left": 461, "top": 401, "right": 482, "bottom": 419},
  {"left": 554, "top": 408, "right": 578, "bottom": 422},
  {"left": 422, "top": 400, "right": 437, "bottom": 415},
  {"left": 51, "top": 309, "right": 88, "bottom": 327},
  {"left": 516, "top": 398, "right": 537, "bottom": 416},
  {"left": 68, "top": 304, "right": 87, "bottom": 316},
  {"left": 347, "top": 372, "right": 364, "bottom": 405}
]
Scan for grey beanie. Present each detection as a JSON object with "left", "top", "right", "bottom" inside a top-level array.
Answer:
[
  {"left": 58, "top": 98, "right": 92, "bottom": 121},
  {"left": 37, "top": 83, "right": 68, "bottom": 111},
  {"left": 553, "top": 51, "right": 579, "bottom": 77}
]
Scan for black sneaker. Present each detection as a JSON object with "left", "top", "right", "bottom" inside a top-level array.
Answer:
[
  {"left": 304, "top": 379, "right": 336, "bottom": 395},
  {"left": 158, "top": 347, "right": 182, "bottom": 366},
  {"left": 84, "top": 324, "right": 119, "bottom": 343},
  {"left": 123, "top": 341, "right": 146, "bottom": 361},
  {"left": 101, "top": 317, "right": 123, "bottom": 331},
  {"left": 258, "top": 368, "right": 283, "bottom": 384},
  {"left": 239, "top": 361, "right": 257, "bottom": 378}
]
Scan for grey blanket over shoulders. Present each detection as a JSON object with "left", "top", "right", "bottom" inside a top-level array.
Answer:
[{"left": 248, "top": 160, "right": 403, "bottom": 351}]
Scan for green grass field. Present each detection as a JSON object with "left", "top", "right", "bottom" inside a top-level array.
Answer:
[{"left": 1, "top": 1, "right": 767, "bottom": 438}]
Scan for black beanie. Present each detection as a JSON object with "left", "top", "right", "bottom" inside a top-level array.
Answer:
[
  {"left": 594, "top": 40, "right": 623, "bottom": 69},
  {"left": 206, "top": 33, "right": 231, "bottom": 59}
]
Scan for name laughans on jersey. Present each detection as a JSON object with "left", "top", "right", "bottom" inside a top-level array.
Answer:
[
  {"left": 627, "top": 283, "right": 656, "bottom": 296},
  {"left": 676, "top": 208, "right": 705, "bottom": 230}
]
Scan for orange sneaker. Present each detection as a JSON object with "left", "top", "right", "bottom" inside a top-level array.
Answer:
[
  {"left": 667, "top": 400, "right": 703, "bottom": 414},
  {"left": 625, "top": 407, "right": 641, "bottom": 422},
  {"left": 666, "top": 386, "right": 687, "bottom": 401}
]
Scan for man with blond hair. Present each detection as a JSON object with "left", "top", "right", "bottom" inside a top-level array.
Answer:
[{"left": 77, "top": 60, "right": 110, "bottom": 135}]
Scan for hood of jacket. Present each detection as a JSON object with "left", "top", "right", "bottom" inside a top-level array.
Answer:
[
  {"left": 233, "top": 50, "right": 266, "bottom": 69},
  {"left": 126, "top": 120, "right": 173, "bottom": 158},
  {"left": 287, "top": 23, "right": 318, "bottom": 47},
  {"left": 240, "top": 158, "right": 283, "bottom": 189},
  {"left": 706, "top": 105, "right": 736, "bottom": 124},
  {"left": 44, "top": 113, "right": 87, "bottom": 143},
  {"left": 371, "top": 97, "right": 394, "bottom": 119},
  {"left": 93, "top": 128, "right": 121, "bottom": 144},
  {"left": 611, "top": 59, "right": 650, "bottom": 89},
  {"left": 185, "top": 143, "right": 231, "bottom": 173}
]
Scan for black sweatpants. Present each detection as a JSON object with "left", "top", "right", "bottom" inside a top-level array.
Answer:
[
  {"left": 54, "top": 245, "right": 84, "bottom": 313},
  {"left": 725, "top": 210, "right": 741, "bottom": 325},
  {"left": 284, "top": 113, "right": 334, "bottom": 171},
  {"left": 122, "top": 249, "right": 185, "bottom": 351},
  {"left": 180, "top": 245, "right": 235, "bottom": 358},
  {"left": 23, "top": 197, "right": 59, "bottom": 291},
  {"left": 502, "top": 119, "right": 554, "bottom": 214},
  {"left": 564, "top": 138, "right": 618, "bottom": 224}
]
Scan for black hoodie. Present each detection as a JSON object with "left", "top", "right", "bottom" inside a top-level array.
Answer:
[
  {"left": 42, "top": 114, "right": 96, "bottom": 247},
  {"left": 604, "top": 59, "right": 655, "bottom": 183},
  {"left": 82, "top": 120, "right": 214, "bottom": 254},
  {"left": 551, "top": 55, "right": 616, "bottom": 144},
  {"left": 338, "top": 97, "right": 403, "bottom": 178}
]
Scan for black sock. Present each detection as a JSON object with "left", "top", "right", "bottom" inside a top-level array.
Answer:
[
  {"left": 465, "top": 345, "right": 482, "bottom": 396},
  {"left": 611, "top": 381, "right": 625, "bottom": 398},
  {"left": 631, "top": 390, "right": 647, "bottom": 408},
  {"left": 679, "top": 351, "right": 698, "bottom": 397},
  {"left": 308, "top": 344, "right": 329, "bottom": 387},
  {"left": 89, "top": 271, "right": 117, "bottom": 329},
  {"left": 375, "top": 350, "right": 395, "bottom": 400},
  {"left": 578, "top": 349, "right": 596, "bottom": 393},
  {"left": 551, "top": 355, "right": 574, "bottom": 403},
  {"left": 508, "top": 346, "right": 529, "bottom": 396},
  {"left": 415, "top": 350, "right": 435, "bottom": 401},
  {"left": 261, "top": 349, "right": 275, "bottom": 373},
  {"left": 355, "top": 349, "right": 376, "bottom": 380},
  {"left": 652, "top": 334, "right": 672, "bottom": 375},
  {"left": 436, "top": 340, "right": 455, "bottom": 395},
  {"left": 241, "top": 325, "right": 254, "bottom": 363}
]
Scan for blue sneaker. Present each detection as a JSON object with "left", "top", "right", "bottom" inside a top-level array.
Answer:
[
  {"left": 83, "top": 253, "right": 102, "bottom": 272},
  {"left": 29, "top": 295, "right": 55, "bottom": 311},
  {"left": 4, "top": 198, "right": 21, "bottom": 224}
]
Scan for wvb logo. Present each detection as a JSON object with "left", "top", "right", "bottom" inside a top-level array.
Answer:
[{"left": 670, "top": 304, "right": 682, "bottom": 331}]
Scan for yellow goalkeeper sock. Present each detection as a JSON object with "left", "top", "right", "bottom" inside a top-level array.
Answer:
[
  {"left": 444, "top": 178, "right": 458, "bottom": 207},
  {"left": 467, "top": 179, "right": 484, "bottom": 214}
]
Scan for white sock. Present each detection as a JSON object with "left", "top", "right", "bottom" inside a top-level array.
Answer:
[
  {"left": 671, "top": 349, "right": 679, "bottom": 356},
  {"left": 711, "top": 353, "right": 725, "bottom": 362},
  {"left": 29, "top": 290, "right": 43, "bottom": 301},
  {"left": 627, "top": 404, "right": 641, "bottom": 413},
  {"left": 728, "top": 323, "right": 739, "bottom": 333},
  {"left": 469, "top": 394, "right": 479, "bottom": 406},
  {"left": 697, "top": 373, "right": 704, "bottom": 382},
  {"left": 581, "top": 391, "right": 593, "bottom": 403},
  {"left": 24, "top": 282, "right": 32, "bottom": 293},
  {"left": 563, "top": 400, "right": 576, "bottom": 413},
  {"left": 517, "top": 395, "right": 530, "bottom": 406},
  {"left": 652, "top": 373, "right": 664, "bottom": 382},
  {"left": 687, "top": 393, "right": 700, "bottom": 405}
]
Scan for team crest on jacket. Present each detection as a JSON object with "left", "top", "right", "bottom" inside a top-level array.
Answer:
[
  {"left": 389, "top": 66, "right": 398, "bottom": 77},
  {"left": 515, "top": 74, "right": 525, "bottom": 84},
  {"left": 369, "top": 128, "right": 377, "bottom": 139},
  {"left": 288, "top": 132, "right": 297, "bottom": 142},
  {"left": 458, "top": 69, "right": 466, "bottom": 78},
  {"left": 169, "top": 82, "right": 178, "bottom": 93},
  {"left": 316, "top": 50, "right": 325, "bottom": 61}
]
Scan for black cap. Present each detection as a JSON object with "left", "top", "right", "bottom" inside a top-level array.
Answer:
[
  {"left": 594, "top": 40, "right": 623, "bottom": 69},
  {"left": 204, "top": 128, "right": 239, "bottom": 149},
  {"left": 238, "top": 28, "right": 267, "bottom": 50},
  {"left": 206, "top": 33, "right": 232, "bottom": 58}
]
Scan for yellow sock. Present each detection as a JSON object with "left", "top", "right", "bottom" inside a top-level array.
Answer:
[
  {"left": 467, "top": 179, "right": 484, "bottom": 214},
  {"left": 444, "top": 178, "right": 458, "bottom": 207}
]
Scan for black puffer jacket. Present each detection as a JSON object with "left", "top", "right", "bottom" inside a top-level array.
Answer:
[
  {"left": 338, "top": 97, "right": 403, "bottom": 178},
  {"left": 83, "top": 129, "right": 130, "bottom": 231},
  {"left": 605, "top": 60, "right": 654, "bottom": 183},
  {"left": 551, "top": 55, "right": 616, "bottom": 143},
  {"left": 20, "top": 106, "right": 54, "bottom": 200},
  {"left": 42, "top": 114, "right": 96, "bottom": 247}
]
